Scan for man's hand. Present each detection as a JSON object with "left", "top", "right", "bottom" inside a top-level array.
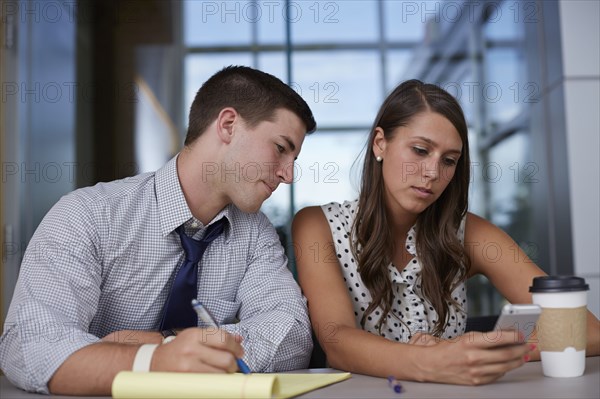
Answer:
[
  {"left": 49, "top": 327, "right": 246, "bottom": 395},
  {"left": 152, "top": 327, "right": 245, "bottom": 373}
]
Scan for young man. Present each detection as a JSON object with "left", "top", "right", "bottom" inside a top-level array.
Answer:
[{"left": 0, "top": 66, "right": 317, "bottom": 395}]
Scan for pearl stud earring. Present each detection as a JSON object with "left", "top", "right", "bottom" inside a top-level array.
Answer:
[{"left": 376, "top": 156, "right": 383, "bottom": 162}]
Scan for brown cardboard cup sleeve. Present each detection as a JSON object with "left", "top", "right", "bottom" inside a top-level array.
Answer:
[{"left": 536, "top": 306, "right": 587, "bottom": 352}]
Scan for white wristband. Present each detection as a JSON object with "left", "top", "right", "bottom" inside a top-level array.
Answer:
[
  {"left": 162, "top": 335, "right": 176, "bottom": 344},
  {"left": 132, "top": 344, "right": 159, "bottom": 372}
]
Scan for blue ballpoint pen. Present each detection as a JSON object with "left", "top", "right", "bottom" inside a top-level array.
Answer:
[
  {"left": 191, "top": 299, "right": 252, "bottom": 374},
  {"left": 387, "top": 376, "right": 403, "bottom": 394}
]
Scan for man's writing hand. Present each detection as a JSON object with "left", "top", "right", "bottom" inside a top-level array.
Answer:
[{"left": 151, "top": 327, "right": 244, "bottom": 373}]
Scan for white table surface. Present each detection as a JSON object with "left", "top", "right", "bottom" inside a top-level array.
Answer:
[{"left": 2, "top": 357, "right": 598, "bottom": 398}]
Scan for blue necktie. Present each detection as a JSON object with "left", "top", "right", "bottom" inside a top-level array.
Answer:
[{"left": 160, "top": 219, "right": 226, "bottom": 330}]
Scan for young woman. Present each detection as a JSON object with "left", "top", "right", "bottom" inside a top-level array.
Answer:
[{"left": 292, "top": 80, "right": 600, "bottom": 385}]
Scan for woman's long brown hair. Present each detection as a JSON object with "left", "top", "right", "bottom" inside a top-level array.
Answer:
[{"left": 351, "top": 80, "right": 471, "bottom": 336}]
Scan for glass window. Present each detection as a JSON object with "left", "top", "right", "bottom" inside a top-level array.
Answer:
[
  {"left": 178, "top": 0, "right": 547, "bottom": 319},
  {"left": 483, "top": 0, "right": 527, "bottom": 129},
  {"left": 384, "top": 0, "right": 435, "bottom": 41},
  {"left": 487, "top": 131, "right": 535, "bottom": 257},
  {"left": 294, "top": 130, "right": 367, "bottom": 210},
  {"left": 292, "top": 51, "right": 381, "bottom": 128},
  {"left": 484, "top": 48, "right": 524, "bottom": 127},
  {"left": 441, "top": 70, "right": 476, "bottom": 129},
  {"left": 484, "top": 0, "right": 524, "bottom": 41},
  {"left": 256, "top": 52, "right": 287, "bottom": 81},
  {"left": 386, "top": 50, "right": 412, "bottom": 92},
  {"left": 184, "top": 1, "right": 253, "bottom": 46},
  {"left": 261, "top": 184, "right": 291, "bottom": 228},
  {"left": 135, "top": 79, "right": 176, "bottom": 173},
  {"left": 467, "top": 130, "right": 486, "bottom": 217},
  {"left": 182, "top": 0, "right": 422, "bottom": 228},
  {"left": 256, "top": 1, "right": 286, "bottom": 44},
  {"left": 291, "top": 1, "right": 378, "bottom": 44}
]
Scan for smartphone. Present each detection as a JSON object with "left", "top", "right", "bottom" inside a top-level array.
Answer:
[{"left": 493, "top": 304, "right": 541, "bottom": 342}]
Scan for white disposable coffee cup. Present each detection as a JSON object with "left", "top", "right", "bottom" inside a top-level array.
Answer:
[{"left": 530, "top": 276, "right": 589, "bottom": 378}]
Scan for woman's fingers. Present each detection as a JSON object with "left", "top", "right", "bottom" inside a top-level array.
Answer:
[
  {"left": 472, "top": 329, "right": 526, "bottom": 348},
  {"left": 417, "top": 331, "right": 534, "bottom": 385},
  {"left": 459, "top": 354, "right": 526, "bottom": 385}
]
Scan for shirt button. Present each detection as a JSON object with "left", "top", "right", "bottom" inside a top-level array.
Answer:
[{"left": 191, "top": 222, "right": 199, "bottom": 228}]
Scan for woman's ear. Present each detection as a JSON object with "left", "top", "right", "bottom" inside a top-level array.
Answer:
[
  {"left": 216, "top": 107, "right": 237, "bottom": 144},
  {"left": 372, "top": 127, "right": 386, "bottom": 158}
]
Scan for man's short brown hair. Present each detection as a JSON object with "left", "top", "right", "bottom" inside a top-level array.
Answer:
[{"left": 185, "top": 66, "right": 316, "bottom": 146}]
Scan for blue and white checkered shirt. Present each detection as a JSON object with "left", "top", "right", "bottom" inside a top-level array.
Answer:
[{"left": 0, "top": 155, "right": 312, "bottom": 393}]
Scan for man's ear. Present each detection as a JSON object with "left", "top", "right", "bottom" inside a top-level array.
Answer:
[
  {"left": 372, "top": 127, "right": 386, "bottom": 158},
  {"left": 216, "top": 108, "right": 238, "bottom": 144}
]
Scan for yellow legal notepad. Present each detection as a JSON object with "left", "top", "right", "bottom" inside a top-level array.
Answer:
[{"left": 112, "top": 371, "right": 351, "bottom": 399}]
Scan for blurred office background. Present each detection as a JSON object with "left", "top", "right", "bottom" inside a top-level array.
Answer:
[{"left": 1, "top": 0, "right": 599, "bottom": 324}]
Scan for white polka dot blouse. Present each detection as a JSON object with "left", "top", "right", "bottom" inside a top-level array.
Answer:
[{"left": 321, "top": 200, "right": 468, "bottom": 342}]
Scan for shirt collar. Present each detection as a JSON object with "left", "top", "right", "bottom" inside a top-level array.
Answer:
[
  {"left": 155, "top": 154, "right": 232, "bottom": 238},
  {"left": 388, "top": 224, "right": 418, "bottom": 284},
  {"left": 405, "top": 225, "right": 417, "bottom": 256}
]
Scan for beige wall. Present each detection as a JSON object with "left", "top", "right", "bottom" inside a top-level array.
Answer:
[
  {"left": 0, "top": 1, "right": 5, "bottom": 326},
  {"left": 560, "top": 0, "right": 600, "bottom": 317}
]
